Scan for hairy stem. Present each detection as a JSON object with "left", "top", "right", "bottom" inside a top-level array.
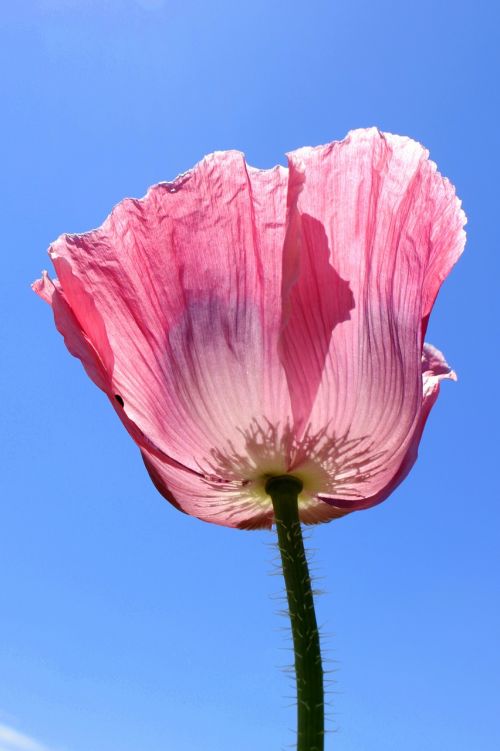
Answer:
[{"left": 266, "top": 475, "right": 324, "bottom": 751}]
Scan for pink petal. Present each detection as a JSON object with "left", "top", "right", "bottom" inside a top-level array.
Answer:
[
  {"left": 141, "top": 449, "right": 274, "bottom": 529},
  {"left": 134, "top": 342, "right": 456, "bottom": 529},
  {"left": 317, "top": 342, "right": 456, "bottom": 511},
  {"left": 32, "top": 270, "right": 111, "bottom": 392},
  {"left": 32, "top": 269, "right": 56, "bottom": 304},
  {"left": 285, "top": 129, "right": 465, "bottom": 504},
  {"left": 141, "top": 443, "right": 349, "bottom": 529},
  {"left": 41, "top": 152, "right": 293, "bottom": 478},
  {"left": 279, "top": 167, "right": 355, "bottom": 431}
]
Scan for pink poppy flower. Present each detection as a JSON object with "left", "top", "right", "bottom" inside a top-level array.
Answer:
[{"left": 34, "top": 128, "right": 465, "bottom": 530}]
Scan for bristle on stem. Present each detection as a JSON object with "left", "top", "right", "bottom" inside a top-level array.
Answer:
[{"left": 266, "top": 475, "right": 324, "bottom": 751}]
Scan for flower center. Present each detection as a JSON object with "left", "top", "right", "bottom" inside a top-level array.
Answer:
[{"left": 200, "top": 417, "right": 382, "bottom": 510}]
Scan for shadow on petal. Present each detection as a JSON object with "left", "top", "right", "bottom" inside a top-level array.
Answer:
[{"left": 280, "top": 212, "right": 355, "bottom": 432}]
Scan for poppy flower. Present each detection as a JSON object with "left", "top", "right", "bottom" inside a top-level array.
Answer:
[{"left": 33, "top": 128, "right": 465, "bottom": 530}]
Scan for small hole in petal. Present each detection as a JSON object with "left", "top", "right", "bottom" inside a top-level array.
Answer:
[{"left": 114, "top": 394, "right": 124, "bottom": 407}]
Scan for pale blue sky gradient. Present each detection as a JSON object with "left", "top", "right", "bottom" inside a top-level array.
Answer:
[{"left": 1, "top": 1, "right": 499, "bottom": 750}]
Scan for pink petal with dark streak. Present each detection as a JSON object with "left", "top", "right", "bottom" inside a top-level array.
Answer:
[
  {"left": 284, "top": 129, "right": 465, "bottom": 507},
  {"left": 317, "top": 342, "right": 457, "bottom": 513},
  {"left": 42, "top": 153, "right": 292, "bottom": 478}
]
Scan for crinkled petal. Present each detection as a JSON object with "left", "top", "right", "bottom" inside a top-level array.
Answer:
[
  {"left": 32, "top": 270, "right": 111, "bottom": 393},
  {"left": 142, "top": 446, "right": 349, "bottom": 529},
  {"left": 279, "top": 167, "right": 355, "bottom": 431},
  {"left": 318, "top": 342, "right": 456, "bottom": 511},
  {"left": 32, "top": 269, "right": 55, "bottom": 304},
  {"left": 40, "top": 153, "right": 292, "bottom": 477},
  {"left": 32, "top": 272, "right": 203, "bottom": 473},
  {"left": 141, "top": 449, "right": 273, "bottom": 529},
  {"left": 285, "top": 128, "right": 465, "bottom": 502}
]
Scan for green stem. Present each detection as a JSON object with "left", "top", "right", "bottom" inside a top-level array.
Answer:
[{"left": 266, "top": 475, "right": 324, "bottom": 751}]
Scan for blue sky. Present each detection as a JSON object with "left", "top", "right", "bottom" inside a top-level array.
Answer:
[{"left": 1, "top": 1, "right": 499, "bottom": 749}]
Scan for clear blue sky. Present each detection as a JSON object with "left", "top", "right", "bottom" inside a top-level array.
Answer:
[{"left": 1, "top": 1, "right": 498, "bottom": 750}]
